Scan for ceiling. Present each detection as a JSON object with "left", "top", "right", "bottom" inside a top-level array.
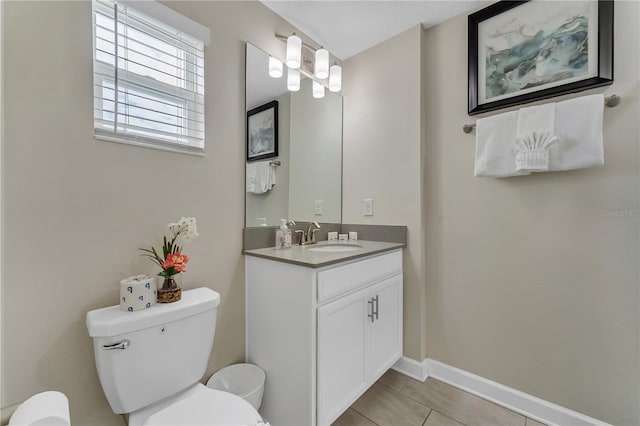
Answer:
[{"left": 261, "top": 0, "right": 486, "bottom": 60}]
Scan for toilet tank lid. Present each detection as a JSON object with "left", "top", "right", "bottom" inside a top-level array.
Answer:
[{"left": 86, "top": 287, "right": 220, "bottom": 338}]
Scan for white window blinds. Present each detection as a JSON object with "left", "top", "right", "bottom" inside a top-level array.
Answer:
[{"left": 93, "top": 0, "right": 207, "bottom": 153}]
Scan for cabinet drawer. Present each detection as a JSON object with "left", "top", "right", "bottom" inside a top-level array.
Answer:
[{"left": 317, "top": 250, "right": 402, "bottom": 302}]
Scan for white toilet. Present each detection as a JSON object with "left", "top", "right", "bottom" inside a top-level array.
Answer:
[{"left": 86, "top": 287, "right": 264, "bottom": 425}]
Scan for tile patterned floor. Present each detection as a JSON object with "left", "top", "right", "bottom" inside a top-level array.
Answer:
[{"left": 332, "top": 370, "right": 546, "bottom": 426}]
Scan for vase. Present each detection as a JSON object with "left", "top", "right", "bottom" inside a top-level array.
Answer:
[{"left": 157, "top": 273, "right": 182, "bottom": 303}]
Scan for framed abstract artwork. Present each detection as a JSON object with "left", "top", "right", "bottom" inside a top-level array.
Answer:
[
  {"left": 247, "top": 100, "right": 278, "bottom": 162},
  {"left": 468, "top": 0, "right": 613, "bottom": 115}
]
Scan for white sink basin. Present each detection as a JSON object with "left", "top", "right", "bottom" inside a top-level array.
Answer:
[{"left": 307, "top": 244, "right": 362, "bottom": 253}]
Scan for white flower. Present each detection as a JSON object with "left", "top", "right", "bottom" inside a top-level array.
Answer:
[
  {"left": 177, "top": 217, "right": 199, "bottom": 243},
  {"left": 164, "top": 217, "right": 199, "bottom": 245}
]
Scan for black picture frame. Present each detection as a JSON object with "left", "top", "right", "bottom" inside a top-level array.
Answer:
[
  {"left": 247, "top": 100, "right": 278, "bottom": 162},
  {"left": 468, "top": 0, "right": 613, "bottom": 115}
]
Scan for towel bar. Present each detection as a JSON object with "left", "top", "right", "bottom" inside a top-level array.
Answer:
[
  {"left": 269, "top": 160, "right": 281, "bottom": 166},
  {"left": 462, "top": 94, "right": 620, "bottom": 134}
]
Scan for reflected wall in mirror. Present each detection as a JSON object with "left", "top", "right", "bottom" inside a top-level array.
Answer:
[{"left": 245, "top": 43, "right": 343, "bottom": 227}]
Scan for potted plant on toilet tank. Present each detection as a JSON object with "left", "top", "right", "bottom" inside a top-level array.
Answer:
[{"left": 140, "top": 217, "right": 199, "bottom": 303}]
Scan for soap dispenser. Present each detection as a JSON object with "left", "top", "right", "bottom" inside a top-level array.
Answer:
[{"left": 275, "top": 219, "right": 292, "bottom": 249}]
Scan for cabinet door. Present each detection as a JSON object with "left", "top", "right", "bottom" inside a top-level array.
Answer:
[
  {"left": 317, "top": 287, "right": 369, "bottom": 426},
  {"left": 366, "top": 275, "right": 403, "bottom": 382}
]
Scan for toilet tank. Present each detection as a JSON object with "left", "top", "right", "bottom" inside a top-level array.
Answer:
[{"left": 86, "top": 287, "right": 220, "bottom": 414}]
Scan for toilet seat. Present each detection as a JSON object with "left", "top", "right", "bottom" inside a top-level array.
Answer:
[{"left": 141, "top": 385, "right": 263, "bottom": 426}]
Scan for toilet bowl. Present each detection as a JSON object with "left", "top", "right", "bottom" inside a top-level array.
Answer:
[{"left": 86, "top": 287, "right": 265, "bottom": 425}]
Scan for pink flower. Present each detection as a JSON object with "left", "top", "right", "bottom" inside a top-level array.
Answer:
[{"left": 162, "top": 253, "right": 189, "bottom": 273}]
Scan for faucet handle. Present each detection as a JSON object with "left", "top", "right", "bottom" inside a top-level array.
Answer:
[
  {"left": 310, "top": 228, "right": 320, "bottom": 243},
  {"left": 302, "top": 222, "right": 320, "bottom": 244}
]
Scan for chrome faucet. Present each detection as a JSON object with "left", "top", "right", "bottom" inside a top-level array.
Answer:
[{"left": 295, "top": 221, "right": 321, "bottom": 245}]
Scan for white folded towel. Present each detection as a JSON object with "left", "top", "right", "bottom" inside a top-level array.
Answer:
[
  {"left": 474, "top": 110, "right": 527, "bottom": 177},
  {"left": 516, "top": 102, "right": 555, "bottom": 136},
  {"left": 514, "top": 103, "right": 561, "bottom": 173},
  {"left": 552, "top": 93, "right": 604, "bottom": 171},
  {"left": 246, "top": 161, "right": 276, "bottom": 194},
  {"left": 474, "top": 93, "right": 605, "bottom": 177},
  {"left": 246, "top": 163, "right": 257, "bottom": 193}
]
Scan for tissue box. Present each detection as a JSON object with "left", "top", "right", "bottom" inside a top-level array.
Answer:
[{"left": 120, "top": 275, "right": 157, "bottom": 312}]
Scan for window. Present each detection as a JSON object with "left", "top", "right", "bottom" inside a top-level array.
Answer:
[{"left": 93, "top": 0, "right": 209, "bottom": 154}]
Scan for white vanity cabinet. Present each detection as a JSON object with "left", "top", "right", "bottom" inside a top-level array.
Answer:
[
  {"left": 317, "top": 273, "right": 402, "bottom": 424},
  {"left": 245, "top": 248, "right": 402, "bottom": 426}
]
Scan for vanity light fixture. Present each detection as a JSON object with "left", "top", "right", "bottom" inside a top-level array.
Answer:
[
  {"left": 276, "top": 33, "right": 342, "bottom": 94},
  {"left": 287, "top": 68, "right": 301, "bottom": 91},
  {"left": 268, "top": 56, "right": 283, "bottom": 78},
  {"left": 312, "top": 80, "right": 325, "bottom": 99},
  {"left": 329, "top": 63, "right": 342, "bottom": 92},
  {"left": 286, "top": 34, "right": 302, "bottom": 69},
  {"left": 314, "top": 48, "right": 329, "bottom": 79}
]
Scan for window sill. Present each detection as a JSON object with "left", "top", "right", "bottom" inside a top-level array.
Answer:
[{"left": 95, "top": 133, "right": 206, "bottom": 157}]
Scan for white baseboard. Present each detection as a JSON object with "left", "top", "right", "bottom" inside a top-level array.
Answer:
[
  {"left": 392, "top": 356, "right": 428, "bottom": 382},
  {"left": 393, "top": 357, "right": 611, "bottom": 426}
]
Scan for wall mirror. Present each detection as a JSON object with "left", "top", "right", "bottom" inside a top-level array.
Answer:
[{"left": 245, "top": 43, "right": 343, "bottom": 227}]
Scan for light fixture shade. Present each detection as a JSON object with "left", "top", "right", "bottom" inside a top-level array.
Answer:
[
  {"left": 329, "top": 64, "right": 342, "bottom": 92},
  {"left": 286, "top": 35, "right": 302, "bottom": 69},
  {"left": 312, "top": 80, "right": 325, "bottom": 98},
  {"left": 314, "top": 48, "right": 329, "bottom": 79},
  {"left": 268, "top": 56, "right": 283, "bottom": 78},
  {"left": 287, "top": 68, "right": 300, "bottom": 91}
]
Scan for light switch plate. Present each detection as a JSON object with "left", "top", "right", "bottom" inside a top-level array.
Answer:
[
  {"left": 361, "top": 198, "right": 373, "bottom": 216},
  {"left": 314, "top": 200, "right": 323, "bottom": 215}
]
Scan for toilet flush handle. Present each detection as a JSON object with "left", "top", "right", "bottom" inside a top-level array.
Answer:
[{"left": 102, "top": 340, "right": 130, "bottom": 350}]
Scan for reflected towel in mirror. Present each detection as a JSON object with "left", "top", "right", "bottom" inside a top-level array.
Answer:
[{"left": 246, "top": 161, "right": 277, "bottom": 194}]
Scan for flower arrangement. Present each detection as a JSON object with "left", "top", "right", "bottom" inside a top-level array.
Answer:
[{"left": 140, "top": 217, "right": 199, "bottom": 296}]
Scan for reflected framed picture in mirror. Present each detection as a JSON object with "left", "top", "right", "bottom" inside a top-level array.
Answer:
[{"left": 247, "top": 100, "right": 278, "bottom": 162}]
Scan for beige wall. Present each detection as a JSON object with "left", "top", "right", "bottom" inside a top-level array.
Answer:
[
  {"left": 343, "top": 26, "right": 427, "bottom": 361},
  {"left": 1, "top": 1, "right": 308, "bottom": 424},
  {"left": 423, "top": 2, "right": 639, "bottom": 425}
]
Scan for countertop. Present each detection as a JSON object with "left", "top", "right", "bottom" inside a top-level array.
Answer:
[{"left": 242, "top": 240, "right": 404, "bottom": 268}]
